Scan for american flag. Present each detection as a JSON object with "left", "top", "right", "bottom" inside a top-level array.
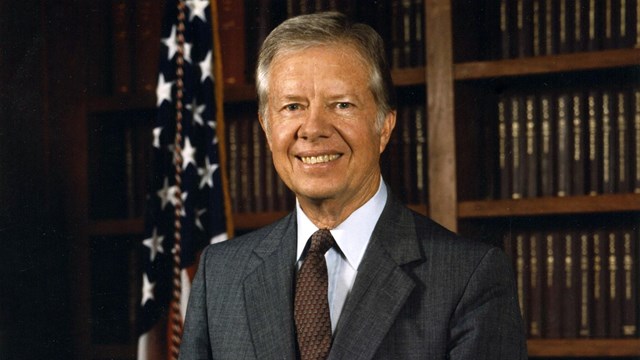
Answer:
[{"left": 137, "top": 0, "right": 231, "bottom": 358}]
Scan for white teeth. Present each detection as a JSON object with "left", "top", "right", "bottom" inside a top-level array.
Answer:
[{"left": 300, "top": 154, "right": 340, "bottom": 164}]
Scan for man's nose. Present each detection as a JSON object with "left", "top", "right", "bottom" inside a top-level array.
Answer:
[{"left": 297, "top": 104, "right": 331, "bottom": 141}]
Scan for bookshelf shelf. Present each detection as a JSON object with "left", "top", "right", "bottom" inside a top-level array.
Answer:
[
  {"left": 458, "top": 193, "right": 640, "bottom": 219},
  {"left": 527, "top": 338, "right": 640, "bottom": 357},
  {"left": 454, "top": 48, "right": 640, "bottom": 80}
]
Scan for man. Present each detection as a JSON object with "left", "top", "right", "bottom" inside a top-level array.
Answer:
[{"left": 180, "top": 12, "right": 527, "bottom": 359}]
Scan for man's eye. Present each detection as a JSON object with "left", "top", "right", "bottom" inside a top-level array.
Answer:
[
  {"left": 285, "top": 104, "right": 301, "bottom": 111},
  {"left": 336, "top": 102, "right": 352, "bottom": 109}
]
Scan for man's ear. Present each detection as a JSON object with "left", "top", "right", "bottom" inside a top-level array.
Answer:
[{"left": 379, "top": 110, "right": 396, "bottom": 153}]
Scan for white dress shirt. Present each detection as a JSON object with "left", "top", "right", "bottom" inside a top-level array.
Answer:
[{"left": 296, "top": 179, "right": 387, "bottom": 333}]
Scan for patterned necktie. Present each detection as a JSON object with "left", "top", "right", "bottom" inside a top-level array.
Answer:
[{"left": 295, "top": 229, "right": 336, "bottom": 360}]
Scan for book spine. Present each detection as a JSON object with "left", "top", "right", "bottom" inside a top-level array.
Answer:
[
  {"left": 557, "top": 94, "right": 571, "bottom": 196},
  {"left": 219, "top": 0, "right": 246, "bottom": 85},
  {"left": 540, "top": 94, "right": 556, "bottom": 196},
  {"left": 542, "top": 0, "right": 558, "bottom": 55},
  {"left": 525, "top": 95, "right": 539, "bottom": 198},
  {"left": 621, "top": 228, "right": 637, "bottom": 337},
  {"left": 592, "top": 231, "right": 608, "bottom": 337},
  {"left": 499, "top": 95, "right": 512, "bottom": 199},
  {"left": 603, "top": 0, "right": 617, "bottom": 48},
  {"left": 415, "top": 104, "right": 428, "bottom": 203},
  {"left": 125, "top": 125, "right": 135, "bottom": 218},
  {"left": 634, "top": 89, "right": 640, "bottom": 193},
  {"left": 607, "top": 231, "right": 623, "bottom": 337},
  {"left": 571, "top": 92, "right": 586, "bottom": 195},
  {"left": 227, "top": 119, "right": 239, "bottom": 213},
  {"left": 573, "top": 0, "right": 587, "bottom": 52},
  {"left": 578, "top": 232, "right": 593, "bottom": 337},
  {"left": 533, "top": 0, "right": 542, "bottom": 56},
  {"left": 617, "top": 91, "right": 631, "bottom": 192},
  {"left": 511, "top": 95, "right": 525, "bottom": 199},
  {"left": 558, "top": 0, "right": 571, "bottom": 53},
  {"left": 391, "top": 1, "right": 403, "bottom": 68},
  {"left": 543, "top": 232, "right": 562, "bottom": 338},
  {"left": 602, "top": 91, "right": 616, "bottom": 193},
  {"left": 399, "top": 0, "right": 412, "bottom": 68},
  {"left": 561, "top": 232, "right": 578, "bottom": 338},
  {"left": 133, "top": 0, "right": 162, "bottom": 93},
  {"left": 588, "top": 91, "right": 602, "bottom": 195},
  {"left": 112, "top": 0, "right": 133, "bottom": 94},
  {"left": 412, "top": 0, "right": 426, "bottom": 67},
  {"left": 517, "top": 0, "right": 534, "bottom": 57},
  {"left": 529, "top": 232, "right": 544, "bottom": 337},
  {"left": 515, "top": 232, "right": 530, "bottom": 336},
  {"left": 586, "top": 0, "right": 602, "bottom": 51}
]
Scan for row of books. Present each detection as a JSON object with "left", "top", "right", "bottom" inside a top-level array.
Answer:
[
  {"left": 498, "top": 0, "right": 640, "bottom": 59},
  {"left": 104, "top": 0, "right": 162, "bottom": 95},
  {"left": 497, "top": 86, "right": 640, "bottom": 200},
  {"left": 221, "top": 0, "right": 425, "bottom": 86},
  {"left": 503, "top": 222, "right": 638, "bottom": 338},
  {"left": 88, "top": 112, "right": 153, "bottom": 220}
]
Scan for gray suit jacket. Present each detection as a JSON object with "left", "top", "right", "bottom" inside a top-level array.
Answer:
[{"left": 179, "top": 193, "right": 527, "bottom": 359}]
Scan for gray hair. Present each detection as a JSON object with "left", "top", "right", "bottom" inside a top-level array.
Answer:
[{"left": 256, "top": 12, "right": 396, "bottom": 130}]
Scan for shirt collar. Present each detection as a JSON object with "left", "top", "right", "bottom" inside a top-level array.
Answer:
[{"left": 296, "top": 178, "right": 388, "bottom": 270}]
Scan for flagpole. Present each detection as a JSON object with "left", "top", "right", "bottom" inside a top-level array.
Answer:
[{"left": 210, "top": 0, "right": 235, "bottom": 239}]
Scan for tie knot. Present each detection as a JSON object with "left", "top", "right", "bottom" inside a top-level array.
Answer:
[{"left": 308, "top": 229, "right": 335, "bottom": 255}]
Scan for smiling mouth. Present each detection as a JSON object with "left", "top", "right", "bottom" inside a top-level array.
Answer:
[{"left": 299, "top": 154, "right": 341, "bottom": 164}]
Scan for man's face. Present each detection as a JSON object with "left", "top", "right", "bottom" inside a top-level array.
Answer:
[{"left": 261, "top": 45, "right": 395, "bottom": 209}]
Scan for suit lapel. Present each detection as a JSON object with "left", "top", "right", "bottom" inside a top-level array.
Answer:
[
  {"left": 330, "top": 195, "right": 423, "bottom": 360},
  {"left": 244, "top": 214, "right": 298, "bottom": 359}
]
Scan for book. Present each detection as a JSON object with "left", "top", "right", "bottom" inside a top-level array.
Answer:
[
  {"left": 578, "top": 232, "right": 593, "bottom": 337},
  {"left": 529, "top": 231, "right": 544, "bottom": 338},
  {"left": 112, "top": 0, "right": 133, "bottom": 94},
  {"left": 219, "top": 0, "right": 246, "bottom": 85},
  {"left": 541, "top": 0, "right": 559, "bottom": 55},
  {"left": 510, "top": 94, "right": 526, "bottom": 199},
  {"left": 227, "top": 119, "right": 239, "bottom": 213},
  {"left": 543, "top": 232, "right": 562, "bottom": 338},
  {"left": 414, "top": 104, "right": 428, "bottom": 203},
  {"left": 586, "top": 0, "right": 604, "bottom": 51},
  {"left": 572, "top": 0, "right": 588, "bottom": 52},
  {"left": 514, "top": 232, "right": 531, "bottom": 336},
  {"left": 621, "top": 227, "right": 637, "bottom": 337},
  {"left": 524, "top": 95, "right": 539, "bottom": 198},
  {"left": 601, "top": 91, "right": 616, "bottom": 193},
  {"left": 616, "top": 91, "right": 631, "bottom": 192},
  {"left": 592, "top": 230, "right": 608, "bottom": 337},
  {"left": 607, "top": 231, "right": 623, "bottom": 337},
  {"left": 561, "top": 232, "right": 579, "bottom": 338},
  {"left": 412, "top": 0, "right": 426, "bottom": 67},
  {"left": 540, "top": 94, "right": 556, "bottom": 197},
  {"left": 500, "top": 0, "right": 517, "bottom": 58},
  {"left": 517, "top": 0, "right": 534, "bottom": 57},
  {"left": 400, "top": 104, "right": 415, "bottom": 203},
  {"left": 587, "top": 90, "right": 602, "bottom": 195},
  {"left": 498, "top": 95, "right": 512, "bottom": 199},
  {"left": 557, "top": 0, "right": 572, "bottom": 53},
  {"left": 571, "top": 92, "right": 587, "bottom": 195},
  {"left": 133, "top": 0, "right": 162, "bottom": 93},
  {"left": 556, "top": 93, "right": 571, "bottom": 196},
  {"left": 634, "top": 89, "right": 640, "bottom": 193}
]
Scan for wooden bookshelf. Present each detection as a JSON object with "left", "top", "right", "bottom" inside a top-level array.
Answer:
[
  {"left": 455, "top": 48, "right": 640, "bottom": 80},
  {"left": 459, "top": 193, "right": 640, "bottom": 218},
  {"left": 527, "top": 339, "right": 640, "bottom": 357}
]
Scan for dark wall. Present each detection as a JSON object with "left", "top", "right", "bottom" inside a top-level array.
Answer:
[{"left": 0, "top": 0, "right": 73, "bottom": 358}]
